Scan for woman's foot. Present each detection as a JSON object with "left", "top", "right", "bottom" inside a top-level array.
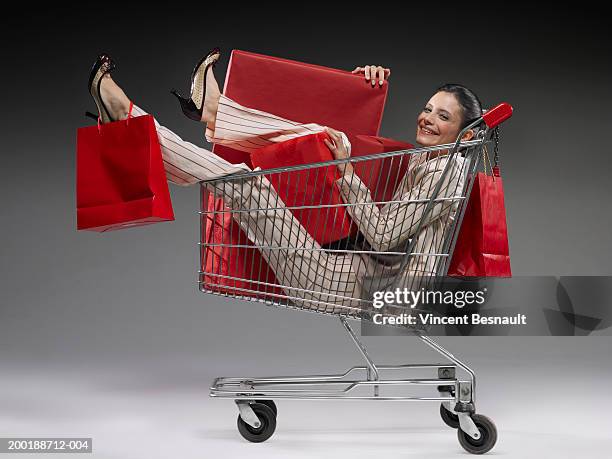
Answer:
[
  {"left": 99, "top": 74, "right": 131, "bottom": 121},
  {"left": 201, "top": 65, "right": 220, "bottom": 126},
  {"left": 171, "top": 48, "right": 221, "bottom": 125},
  {"left": 88, "top": 53, "right": 130, "bottom": 122}
]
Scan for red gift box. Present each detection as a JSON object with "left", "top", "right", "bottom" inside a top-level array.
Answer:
[
  {"left": 251, "top": 132, "right": 356, "bottom": 245},
  {"left": 249, "top": 133, "right": 414, "bottom": 246},
  {"left": 200, "top": 188, "right": 283, "bottom": 298},
  {"left": 213, "top": 49, "right": 388, "bottom": 166},
  {"left": 77, "top": 114, "right": 175, "bottom": 232}
]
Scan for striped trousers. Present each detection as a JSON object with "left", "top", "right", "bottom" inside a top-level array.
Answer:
[{"left": 132, "top": 96, "right": 372, "bottom": 313}]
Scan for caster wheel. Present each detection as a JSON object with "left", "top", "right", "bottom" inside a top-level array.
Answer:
[
  {"left": 255, "top": 399, "right": 277, "bottom": 417},
  {"left": 237, "top": 402, "right": 277, "bottom": 443},
  {"left": 457, "top": 414, "right": 497, "bottom": 455},
  {"left": 439, "top": 403, "right": 459, "bottom": 429}
]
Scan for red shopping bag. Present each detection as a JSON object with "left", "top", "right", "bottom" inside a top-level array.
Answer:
[
  {"left": 447, "top": 167, "right": 511, "bottom": 277},
  {"left": 213, "top": 50, "right": 388, "bottom": 166},
  {"left": 201, "top": 189, "right": 284, "bottom": 298},
  {"left": 76, "top": 113, "right": 174, "bottom": 231}
]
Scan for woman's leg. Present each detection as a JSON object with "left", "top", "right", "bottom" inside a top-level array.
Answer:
[
  {"left": 131, "top": 104, "right": 251, "bottom": 186},
  {"left": 99, "top": 73, "right": 334, "bottom": 184},
  {"left": 207, "top": 174, "right": 368, "bottom": 313},
  {"left": 200, "top": 64, "right": 352, "bottom": 154},
  {"left": 99, "top": 73, "right": 250, "bottom": 186},
  {"left": 204, "top": 94, "right": 326, "bottom": 154}
]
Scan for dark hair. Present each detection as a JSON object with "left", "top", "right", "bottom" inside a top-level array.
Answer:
[{"left": 435, "top": 83, "right": 483, "bottom": 128}]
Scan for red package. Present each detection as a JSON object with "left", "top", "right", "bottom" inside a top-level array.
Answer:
[
  {"left": 76, "top": 114, "right": 174, "bottom": 232},
  {"left": 251, "top": 132, "right": 356, "bottom": 245},
  {"left": 447, "top": 168, "right": 512, "bottom": 277},
  {"left": 213, "top": 49, "right": 389, "bottom": 166},
  {"left": 349, "top": 134, "right": 413, "bottom": 204},
  {"left": 250, "top": 133, "right": 414, "bottom": 245}
]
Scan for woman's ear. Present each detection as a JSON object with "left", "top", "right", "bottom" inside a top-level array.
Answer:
[{"left": 461, "top": 129, "right": 475, "bottom": 141}]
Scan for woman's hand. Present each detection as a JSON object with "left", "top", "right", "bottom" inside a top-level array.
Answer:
[
  {"left": 324, "top": 127, "right": 354, "bottom": 176},
  {"left": 352, "top": 65, "right": 391, "bottom": 87}
]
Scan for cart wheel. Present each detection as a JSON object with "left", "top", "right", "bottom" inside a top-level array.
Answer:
[
  {"left": 237, "top": 402, "right": 276, "bottom": 443},
  {"left": 457, "top": 414, "right": 497, "bottom": 455},
  {"left": 439, "top": 403, "right": 459, "bottom": 429},
  {"left": 255, "top": 399, "right": 277, "bottom": 417}
]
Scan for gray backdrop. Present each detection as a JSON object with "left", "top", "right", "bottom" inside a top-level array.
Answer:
[{"left": 1, "top": 6, "right": 611, "bottom": 459}]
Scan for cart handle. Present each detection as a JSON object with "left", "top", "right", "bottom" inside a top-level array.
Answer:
[{"left": 482, "top": 102, "right": 513, "bottom": 128}]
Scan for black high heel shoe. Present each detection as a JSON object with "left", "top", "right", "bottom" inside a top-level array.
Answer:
[
  {"left": 87, "top": 53, "right": 116, "bottom": 123},
  {"left": 171, "top": 48, "right": 221, "bottom": 122}
]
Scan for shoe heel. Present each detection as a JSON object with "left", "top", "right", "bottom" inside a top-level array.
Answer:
[{"left": 170, "top": 89, "right": 201, "bottom": 121}]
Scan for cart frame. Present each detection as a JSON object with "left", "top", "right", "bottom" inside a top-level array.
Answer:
[{"left": 199, "top": 104, "right": 513, "bottom": 453}]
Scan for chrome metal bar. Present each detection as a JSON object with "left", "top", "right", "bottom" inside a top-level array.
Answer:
[
  {"left": 214, "top": 394, "right": 456, "bottom": 401},
  {"left": 339, "top": 317, "right": 380, "bottom": 396},
  {"left": 340, "top": 317, "right": 379, "bottom": 381},
  {"left": 201, "top": 139, "right": 485, "bottom": 184},
  {"left": 197, "top": 243, "right": 406, "bottom": 256},
  {"left": 213, "top": 379, "right": 459, "bottom": 398},
  {"left": 199, "top": 244, "right": 450, "bottom": 259},
  {"left": 200, "top": 279, "right": 369, "bottom": 310},
  {"left": 418, "top": 334, "right": 476, "bottom": 405},
  {"left": 216, "top": 378, "right": 451, "bottom": 388},
  {"left": 210, "top": 358, "right": 462, "bottom": 401},
  {"left": 212, "top": 379, "right": 460, "bottom": 399},
  {"left": 199, "top": 288, "right": 367, "bottom": 321},
  {"left": 212, "top": 363, "right": 454, "bottom": 385},
  {"left": 198, "top": 196, "right": 466, "bottom": 215}
]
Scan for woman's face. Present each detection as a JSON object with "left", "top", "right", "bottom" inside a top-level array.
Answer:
[{"left": 415, "top": 91, "right": 473, "bottom": 146}]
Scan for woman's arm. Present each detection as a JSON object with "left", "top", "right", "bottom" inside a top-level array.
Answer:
[{"left": 334, "top": 153, "right": 465, "bottom": 253}]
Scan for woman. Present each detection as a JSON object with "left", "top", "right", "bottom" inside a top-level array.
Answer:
[{"left": 89, "top": 51, "right": 481, "bottom": 313}]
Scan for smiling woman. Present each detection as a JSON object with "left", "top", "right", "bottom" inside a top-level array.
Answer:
[{"left": 416, "top": 84, "right": 483, "bottom": 147}]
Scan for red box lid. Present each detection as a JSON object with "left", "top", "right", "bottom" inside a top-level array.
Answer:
[{"left": 213, "top": 50, "right": 389, "bottom": 165}]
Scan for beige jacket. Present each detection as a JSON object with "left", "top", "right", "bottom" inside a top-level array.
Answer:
[{"left": 335, "top": 152, "right": 467, "bottom": 294}]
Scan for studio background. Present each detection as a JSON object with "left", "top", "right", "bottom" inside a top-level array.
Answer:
[{"left": 1, "top": 7, "right": 611, "bottom": 458}]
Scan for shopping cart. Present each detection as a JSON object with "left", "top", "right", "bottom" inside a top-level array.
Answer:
[{"left": 198, "top": 103, "right": 513, "bottom": 454}]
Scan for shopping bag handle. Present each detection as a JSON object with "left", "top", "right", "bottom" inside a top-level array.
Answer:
[
  {"left": 482, "top": 102, "right": 513, "bottom": 128},
  {"left": 125, "top": 101, "right": 134, "bottom": 125},
  {"left": 84, "top": 101, "right": 134, "bottom": 132}
]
